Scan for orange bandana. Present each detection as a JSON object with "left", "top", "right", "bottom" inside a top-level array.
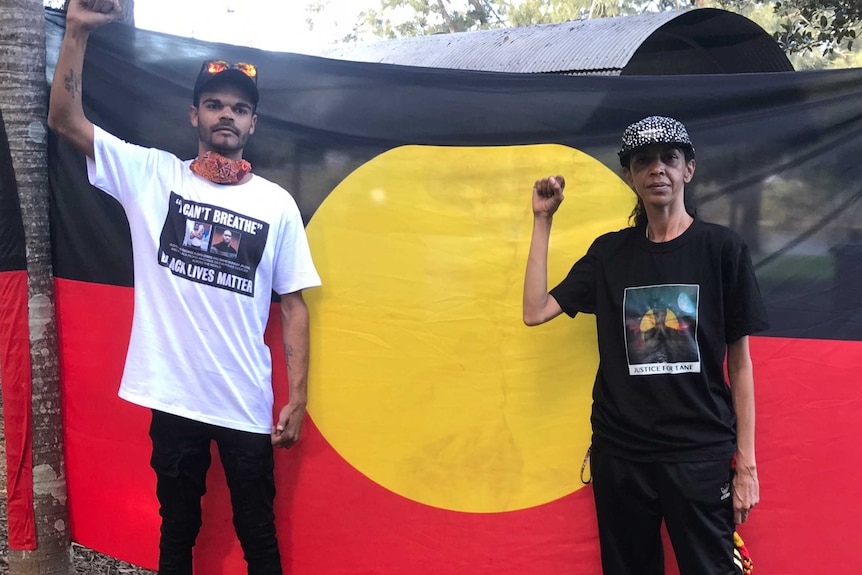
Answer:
[{"left": 189, "top": 152, "right": 251, "bottom": 184}]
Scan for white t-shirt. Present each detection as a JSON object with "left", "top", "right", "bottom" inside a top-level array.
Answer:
[{"left": 87, "top": 126, "right": 321, "bottom": 433}]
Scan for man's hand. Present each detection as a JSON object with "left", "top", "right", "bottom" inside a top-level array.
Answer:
[
  {"left": 532, "top": 175, "right": 565, "bottom": 218},
  {"left": 271, "top": 401, "right": 307, "bottom": 449},
  {"left": 732, "top": 458, "right": 759, "bottom": 524},
  {"left": 66, "top": 0, "right": 123, "bottom": 31}
]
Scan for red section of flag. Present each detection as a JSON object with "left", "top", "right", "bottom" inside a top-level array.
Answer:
[
  {"left": 0, "top": 270, "right": 36, "bottom": 550},
  {"left": 54, "top": 279, "right": 157, "bottom": 567},
  {"left": 57, "top": 278, "right": 862, "bottom": 573}
]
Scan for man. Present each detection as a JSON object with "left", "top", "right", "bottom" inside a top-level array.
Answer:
[
  {"left": 185, "top": 222, "right": 205, "bottom": 249},
  {"left": 48, "top": 1, "right": 321, "bottom": 574},
  {"left": 523, "top": 116, "right": 768, "bottom": 575},
  {"left": 211, "top": 228, "right": 237, "bottom": 258}
]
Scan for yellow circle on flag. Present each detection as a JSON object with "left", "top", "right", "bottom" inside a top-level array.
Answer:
[{"left": 305, "top": 144, "right": 632, "bottom": 512}]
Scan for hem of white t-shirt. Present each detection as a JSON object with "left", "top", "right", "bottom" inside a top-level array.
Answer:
[
  {"left": 275, "top": 277, "right": 322, "bottom": 296},
  {"left": 118, "top": 390, "right": 272, "bottom": 435},
  {"left": 85, "top": 154, "right": 98, "bottom": 186}
]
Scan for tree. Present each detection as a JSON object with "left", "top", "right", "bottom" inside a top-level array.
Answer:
[
  {"left": 506, "top": 0, "right": 593, "bottom": 26},
  {"left": 347, "top": 0, "right": 695, "bottom": 40},
  {"left": 772, "top": 0, "right": 858, "bottom": 54},
  {"left": 352, "top": 0, "right": 508, "bottom": 39},
  {"left": 0, "top": 0, "right": 74, "bottom": 573},
  {"left": 715, "top": 0, "right": 859, "bottom": 54}
]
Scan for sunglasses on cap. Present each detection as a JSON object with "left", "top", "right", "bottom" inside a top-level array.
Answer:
[{"left": 200, "top": 60, "right": 258, "bottom": 83}]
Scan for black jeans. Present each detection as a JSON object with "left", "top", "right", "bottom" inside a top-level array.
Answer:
[{"left": 149, "top": 410, "right": 282, "bottom": 575}]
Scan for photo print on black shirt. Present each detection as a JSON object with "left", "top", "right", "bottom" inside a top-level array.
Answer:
[
  {"left": 158, "top": 192, "right": 269, "bottom": 297},
  {"left": 623, "top": 284, "right": 701, "bottom": 375}
]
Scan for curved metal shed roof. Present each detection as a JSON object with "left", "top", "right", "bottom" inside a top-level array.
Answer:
[{"left": 323, "top": 8, "right": 793, "bottom": 75}]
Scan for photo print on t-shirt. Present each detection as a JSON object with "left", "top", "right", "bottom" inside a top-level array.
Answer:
[
  {"left": 209, "top": 227, "right": 240, "bottom": 259},
  {"left": 158, "top": 192, "right": 269, "bottom": 297},
  {"left": 182, "top": 219, "right": 212, "bottom": 252},
  {"left": 623, "top": 284, "right": 701, "bottom": 376}
]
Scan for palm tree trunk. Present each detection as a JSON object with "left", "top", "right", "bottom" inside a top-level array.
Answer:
[{"left": 0, "top": 0, "right": 73, "bottom": 573}]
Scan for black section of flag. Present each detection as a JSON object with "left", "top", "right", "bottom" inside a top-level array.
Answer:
[
  {"left": 0, "top": 108, "right": 26, "bottom": 273},
  {"left": 42, "top": 10, "right": 862, "bottom": 340}
]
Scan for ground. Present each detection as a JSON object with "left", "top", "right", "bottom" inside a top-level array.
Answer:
[{"left": 0, "top": 402, "right": 155, "bottom": 574}]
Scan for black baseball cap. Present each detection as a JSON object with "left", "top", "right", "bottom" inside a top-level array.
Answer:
[
  {"left": 618, "top": 116, "right": 695, "bottom": 167},
  {"left": 193, "top": 60, "right": 259, "bottom": 108}
]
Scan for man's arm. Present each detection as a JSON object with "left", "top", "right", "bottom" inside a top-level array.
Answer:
[
  {"left": 728, "top": 335, "right": 759, "bottom": 525},
  {"left": 523, "top": 175, "right": 565, "bottom": 326},
  {"left": 272, "top": 291, "right": 310, "bottom": 448},
  {"left": 47, "top": 0, "right": 121, "bottom": 158}
]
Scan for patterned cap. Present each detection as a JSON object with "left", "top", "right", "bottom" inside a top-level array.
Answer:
[{"left": 618, "top": 116, "right": 695, "bottom": 166}]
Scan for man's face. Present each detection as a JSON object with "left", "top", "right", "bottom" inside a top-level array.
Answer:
[
  {"left": 623, "top": 144, "right": 695, "bottom": 210},
  {"left": 222, "top": 230, "right": 232, "bottom": 245},
  {"left": 190, "top": 85, "right": 257, "bottom": 159}
]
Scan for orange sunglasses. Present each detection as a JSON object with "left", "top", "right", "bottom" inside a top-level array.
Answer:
[{"left": 200, "top": 60, "right": 258, "bottom": 83}]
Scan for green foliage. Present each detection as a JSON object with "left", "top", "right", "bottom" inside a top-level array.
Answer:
[
  {"left": 352, "top": 0, "right": 507, "bottom": 39},
  {"left": 351, "top": 0, "right": 658, "bottom": 38},
  {"left": 773, "top": 0, "right": 860, "bottom": 54},
  {"left": 304, "top": 0, "right": 328, "bottom": 31},
  {"left": 717, "top": 0, "right": 861, "bottom": 55},
  {"left": 506, "top": 0, "right": 591, "bottom": 26}
]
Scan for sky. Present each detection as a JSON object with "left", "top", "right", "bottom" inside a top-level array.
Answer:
[{"left": 135, "top": 0, "right": 391, "bottom": 55}]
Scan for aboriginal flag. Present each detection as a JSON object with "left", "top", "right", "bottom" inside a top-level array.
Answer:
[
  {"left": 0, "top": 105, "right": 35, "bottom": 550},
  {"left": 19, "top": 9, "right": 862, "bottom": 574}
]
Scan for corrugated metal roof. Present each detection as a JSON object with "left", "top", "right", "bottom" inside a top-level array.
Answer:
[{"left": 322, "top": 8, "right": 792, "bottom": 75}]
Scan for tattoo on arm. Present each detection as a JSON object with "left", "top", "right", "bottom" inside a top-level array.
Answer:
[
  {"left": 64, "top": 70, "right": 82, "bottom": 99},
  {"left": 284, "top": 344, "right": 294, "bottom": 370}
]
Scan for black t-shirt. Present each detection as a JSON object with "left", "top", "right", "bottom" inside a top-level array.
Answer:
[{"left": 550, "top": 218, "right": 769, "bottom": 461}]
